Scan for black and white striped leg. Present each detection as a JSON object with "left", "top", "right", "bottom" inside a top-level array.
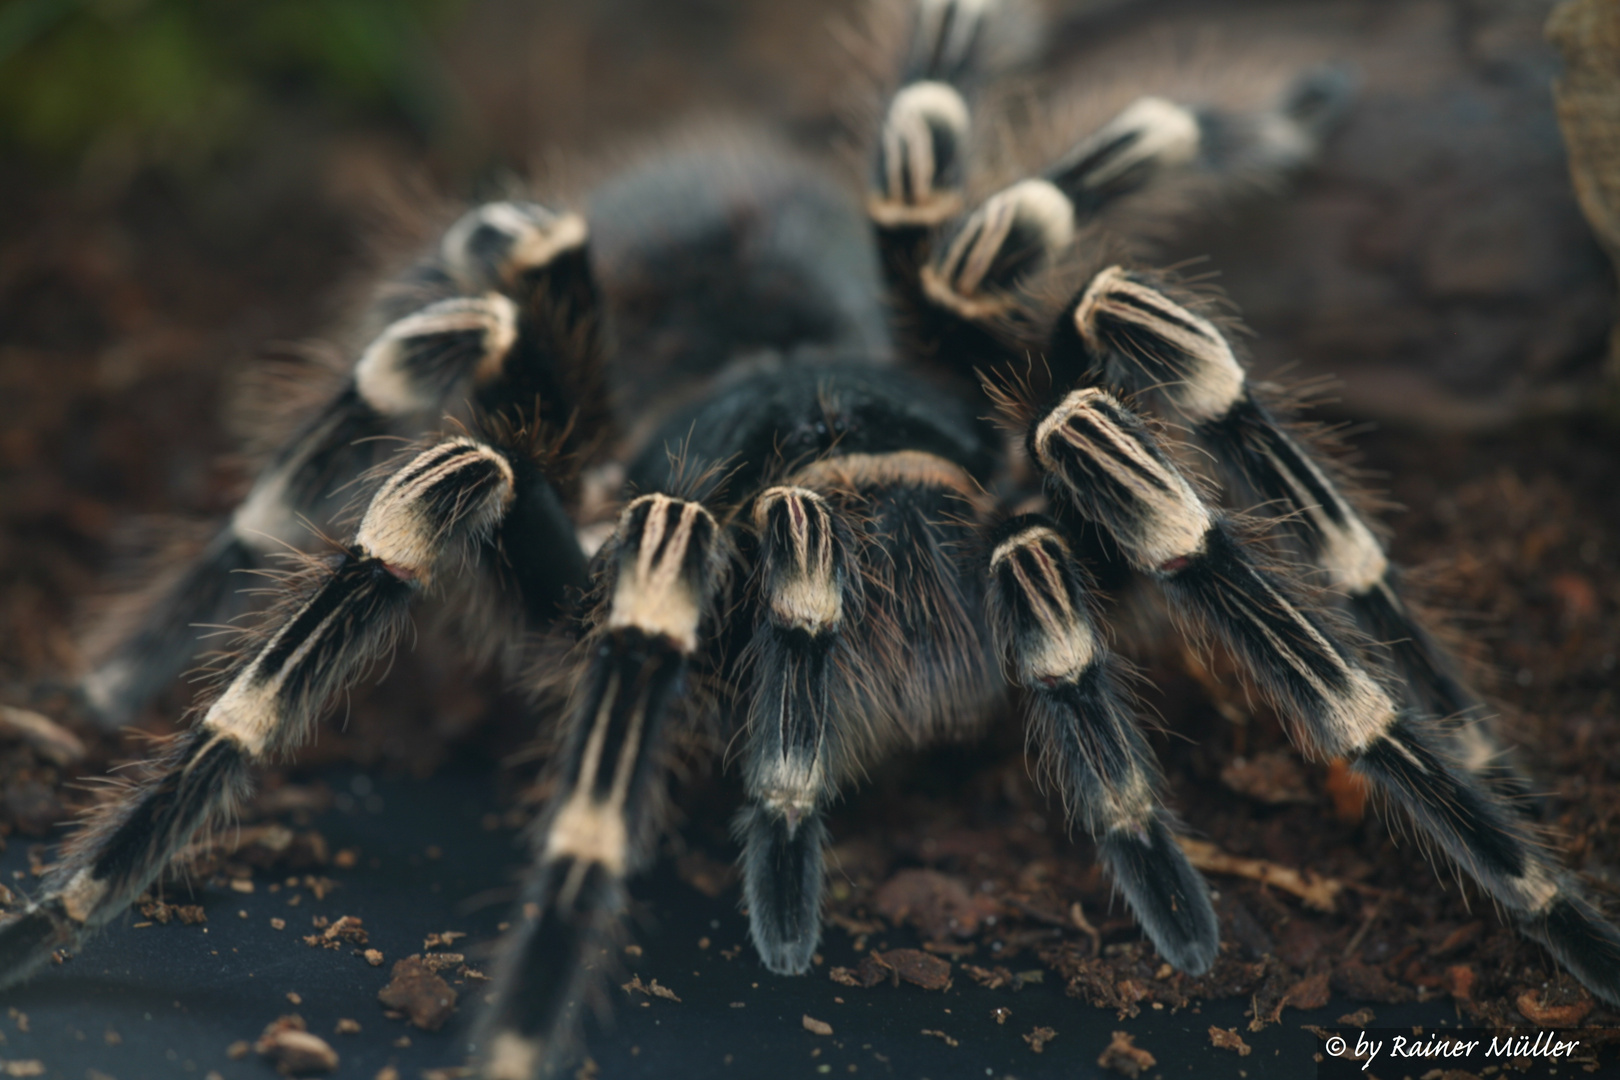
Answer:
[
  {"left": 1028, "top": 388, "right": 1397, "bottom": 757},
  {"left": 1348, "top": 715, "right": 1620, "bottom": 1005},
  {"left": 1050, "top": 66, "right": 1352, "bottom": 219},
  {"left": 736, "top": 486, "right": 862, "bottom": 975},
  {"left": 870, "top": 0, "right": 992, "bottom": 235},
  {"left": 1023, "top": 389, "right": 1620, "bottom": 1006},
  {"left": 790, "top": 451, "right": 1002, "bottom": 741},
  {"left": 81, "top": 383, "right": 393, "bottom": 727},
  {"left": 986, "top": 516, "right": 1217, "bottom": 973},
  {"left": 477, "top": 494, "right": 727, "bottom": 1080},
  {"left": 439, "top": 200, "right": 592, "bottom": 311},
  {"left": 0, "top": 438, "right": 518, "bottom": 984},
  {"left": 1061, "top": 266, "right": 1531, "bottom": 800},
  {"left": 441, "top": 201, "right": 608, "bottom": 448},
  {"left": 920, "top": 68, "right": 1352, "bottom": 329},
  {"left": 868, "top": 0, "right": 993, "bottom": 372},
  {"left": 735, "top": 450, "right": 1001, "bottom": 980},
  {"left": 80, "top": 527, "right": 257, "bottom": 728},
  {"left": 78, "top": 200, "right": 597, "bottom": 727}
]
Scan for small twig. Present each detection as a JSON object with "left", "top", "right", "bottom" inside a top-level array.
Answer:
[
  {"left": 1341, "top": 896, "right": 1386, "bottom": 960},
  {"left": 1175, "top": 837, "right": 1344, "bottom": 913},
  {"left": 1069, "top": 901, "right": 1101, "bottom": 957},
  {"left": 0, "top": 705, "right": 86, "bottom": 766},
  {"left": 1002, "top": 897, "right": 1073, "bottom": 929}
]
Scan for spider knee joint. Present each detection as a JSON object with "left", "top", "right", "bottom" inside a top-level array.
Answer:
[
  {"left": 1093, "top": 780, "right": 1158, "bottom": 836},
  {"left": 1031, "top": 388, "right": 1211, "bottom": 572},
  {"left": 57, "top": 870, "right": 107, "bottom": 925},
  {"left": 754, "top": 487, "right": 851, "bottom": 635},
  {"left": 354, "top": 295, "right": 519, "bottom": 415},
  {"left": 753, "top": 765, "right": 826, "bottom": 831},
  {"left": 606, "top": 494, "right": 722, "bottom": 655},
  {"left": 356, "top": 439, "right": 516, "bottom": 583},
  {"left": 1073, "top": 267, "right": 1245, "bottom": 423},
  {"left": 988, "top": 522, "right": 1096, "bottom": 687},
  {"left": 925, "top": 179, "right": 1074, "bottom": 315},
  {"left": 1053, "top": 97, "right": 1200, "bottom": 196},
  {"left": 442, "top": 200, "right": 588, "bottom": 293},
  {"left": 542, "top": 797, "right": 629, "bottom": 876},
  {"left": 871, "top": 82, "right": 970, "bottom": 226}
]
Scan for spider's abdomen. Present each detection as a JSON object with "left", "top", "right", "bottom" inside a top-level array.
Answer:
[{"left": 588, "top": 141, "right": 890, "bottom": 415}]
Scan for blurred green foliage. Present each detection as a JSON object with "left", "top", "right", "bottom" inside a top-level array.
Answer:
[{"left": 0, "top": 0, "right": 468, "bottom": 170}]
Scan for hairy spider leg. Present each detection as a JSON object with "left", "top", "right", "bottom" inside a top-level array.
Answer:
[
  {"left": 869, "top": 0, "right": 990, "bottom": 294},
  {"left": 737, "top": 449, "right": 1003, "bottom": 975},
  {"left": 620, "top": 359, "right": 1006, "bottom": 983},
  {"left": 930, "top": 68, "right": 1354, "bottom": 318},
  {"left": 0, "top": 438, "right": 525, "bottom": 984},
  {"left": 985, "top": 513, "right": 1218, "bottom": 973},
  {"left": 80, "top": 201, "right": 598, "bottom": 728},
  {"left": 873, "top": 34, "right": 1350, "bottom": 379},
  {"left": 1024, "top": 387, "right": 1620, "bottom": 1003},
  {"left": 1055, "top": 266, "right": 1534, "bottom": 802},
  {"left": 476, "top": 493, "right": 729, "bottom": 1080},
  {"left": 735, "top": 484, "right": 864, "bottom": 975}
]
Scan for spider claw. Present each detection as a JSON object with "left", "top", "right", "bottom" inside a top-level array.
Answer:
[
  {"left": 1099, "top": 818, "right": 1220, "bottom": 978},
  {"left": 0, "top": 904, "right": 75, "bottom": 991},
  {"left": 738, "top": 803, "right": 827, "bottom": 977},
  {"left": 1518, "top": 885, "right": 1620, "bottom": 1008}
]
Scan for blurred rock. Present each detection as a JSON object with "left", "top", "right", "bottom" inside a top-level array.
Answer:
[{"left": 1549, "top": 0, "right": 1620, "bottom": 402}]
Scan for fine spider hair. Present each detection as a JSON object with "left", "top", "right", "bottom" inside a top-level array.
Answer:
[{"left": 6, "top": 2, "right": 1620, "bottom": 1077}]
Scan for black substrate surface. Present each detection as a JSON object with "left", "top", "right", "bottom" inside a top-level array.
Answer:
[{"left": 0, "top": 768, "right": 1576, "bottom": 1080}]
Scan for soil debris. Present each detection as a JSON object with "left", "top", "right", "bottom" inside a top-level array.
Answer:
[
  {"left": 851, "top": 948, "right": 952, "bottom": 990},
  {"left": 1096, "top": 1030, "right": 1154, "bottom": 1076},
  {"left": 1023, "top": 1026, "right": 1056, "bottom": 1053},
  {"left": 621, "top": 976, "right": 681, "bottom": 1002},
  {"left": 136, "top": 898, "right": 206, "bottom": 925},
  {"left": 1208, "top": 1026, "right": 1252, "bottom": 1056},
  {"left": 376, "top": 957, "right": 457, "bottom": 1031},
  {"left": 419, "top": 952, "right": 465, "bottom": 972},
  {"left": 1516, "top": 987, "right": 1593, "bottom": 1027},
  {"left": 873, "top": 869, "right": 999, "bottom": 940},
  {"left": 302, "top": 914, "right": 366, "bottom": 950},
  {"left": 254, "top": 1015, "right": 338, "bottom": 1075},
  {"left": 802, "top": 1015, "right": 832, "bottom": 1036},
  {"left": 1430, "top": 922, "right": 1484, "bottom": 958},
  {"left": 962, "top": 964, "right": 1014, "bottom": 989}
]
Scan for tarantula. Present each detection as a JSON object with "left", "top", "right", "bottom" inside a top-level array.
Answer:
[{"left": 3, "top": 1, "right": 1618, "bottom": 1076}]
